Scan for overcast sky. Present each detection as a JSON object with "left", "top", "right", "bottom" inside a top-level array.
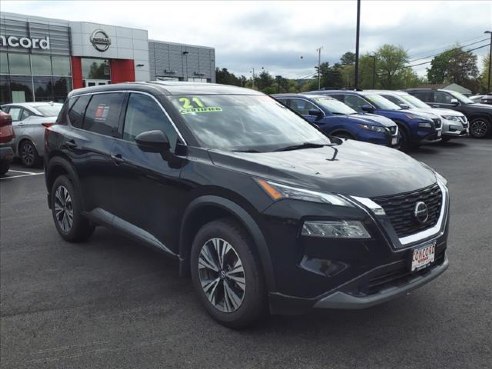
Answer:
[{"left": 1, "top": 1, "right": 491, "bottom": 79}]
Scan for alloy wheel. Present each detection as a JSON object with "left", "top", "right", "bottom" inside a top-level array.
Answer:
[
  {"left": 198, "top": 238, "right": 246, "bottom": 313},
  {"left": 21, "top": 142, "right": 35, "bottom": 166},
  {"left": 470, "top": 119, "right": 488, "bottom": 138},
  {"left": 54, "top": 185, "right": 74, "bottom": 233}
]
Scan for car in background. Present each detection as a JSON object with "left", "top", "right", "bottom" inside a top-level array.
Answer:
[
  {"left": 307, "top": 90, "right": 442, "bottom": 149},
  {"left": 1, "top": 102, "right": 63, "bottom": 167},
  {"left": 370, "top": 90, "right": 468, "bottom": 142},
  {"left": 45, "top": 81, "right": 449, "bottom": 328},
  {"left": 405, "top": 88, "right": 492, "bottom": 138},
  {"left": 470, "top": 94, "right": 492, "bottom": 105},
  {"left": 0, "top": 110, "right": 15, "bottom": 176},
  {"left": 272, "top": 94, "right": 399, "bottom": 147}
]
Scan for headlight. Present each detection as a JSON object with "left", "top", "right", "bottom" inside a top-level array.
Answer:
[
  {"left": 358, "top": 124, "right": 386, "bottom": 133},
  {"left": 441, "top": 115, "right": 460, "bottom": 121},
  {"left": 302, "top": 220, "right": 370, "bottom": 238},
  {"left": 418, "top": 121, "right": 433, "bottom": 128},
  {"left": 255, "top": 179, "right": 353, "bottom": 206}
]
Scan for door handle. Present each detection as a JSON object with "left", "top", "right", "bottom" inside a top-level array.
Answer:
[
  {"left": 64, "top": 140, "right": 77, "bottom": 149},
  {"left": 111, "top": 153, "right": 126, "bottom": 165}
]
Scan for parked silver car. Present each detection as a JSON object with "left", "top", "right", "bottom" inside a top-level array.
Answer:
[
  {"left": 1, "top": 102, "right": 62, "bottom": 167},
  {"left": 368, "top": 90, "right": 469, "bottom": 141}
]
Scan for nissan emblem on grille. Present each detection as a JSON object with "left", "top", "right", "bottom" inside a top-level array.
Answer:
[{"left": 414, "top": 201, "right": 429, "bottom": 224}]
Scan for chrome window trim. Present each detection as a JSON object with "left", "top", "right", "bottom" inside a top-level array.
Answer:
[{"left": 70, "top": 89, "right": 187, "bottom": 144}]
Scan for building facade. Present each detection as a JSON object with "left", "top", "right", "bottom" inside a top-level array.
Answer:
[{"left": 0, "top": 12, "right": 215, "bottom": 105}]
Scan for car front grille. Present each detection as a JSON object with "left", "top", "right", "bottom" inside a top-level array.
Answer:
[
  {"left": 432, "top": 118, "right": 442, "bottom": 129},
  {"left": 371, "top": 183, "right": 442, "bottom": 239},
  {"left": 387, "top": 125, "right": 398, "bottom": 135}
]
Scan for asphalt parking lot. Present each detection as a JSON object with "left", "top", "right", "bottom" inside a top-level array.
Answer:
[{"left": 1, "top": 138, "right": 491, "bottom": 369}]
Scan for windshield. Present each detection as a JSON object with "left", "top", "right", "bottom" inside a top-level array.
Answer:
[
  {"left": 398, "top": 94, "right": 431, "bottom": 109},
  {"left": 34, "top": 104, "right": 63, "bottom": 117},
  {"left": 312, "top": 97, "right": 357, "bottom": 115},
  {"left": 364, "top": 94, "right": 401, "bottom": 110},
  {"left": 170, "top": 95, "right": 330, "bottom": 151},
  {"left": 446, "top": 90, "right": 474, "bottom": 104}
]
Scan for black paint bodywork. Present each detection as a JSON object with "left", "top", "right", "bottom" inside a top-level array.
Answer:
[{"left": 45, "top": 82, "right": 449, "bottom": 314}]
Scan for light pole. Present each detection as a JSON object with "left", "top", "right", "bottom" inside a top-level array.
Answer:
[
  {"left": 354, "top": 0, "right": 361, "bottom": 89},
  {"left": 371, "top": 54, "right": 377, "bottom": 89},
  {"left": 182, "top": 51, "right": 189, "bottom": 81},
  {"left": 316, "top": 47, "right": 322, "bottom": 89},
  {"left": 485, "top": 31, "right": 492, "bottom": 92},
  {"left": 250, "top": 67, "right": 255, "bottom": 89}
]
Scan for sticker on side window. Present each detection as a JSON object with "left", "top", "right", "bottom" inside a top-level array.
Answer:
[
  {"left": 179, "top": 97, "right": 222, "bottom": 114},
  {"left": 95, "top": 104, "right": 109, "bottom": 121}
]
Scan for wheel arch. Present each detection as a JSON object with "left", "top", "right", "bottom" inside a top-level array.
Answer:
[
  {"left": 45, "top": 156, "right": 84, "bottom": 209},
  {"left": 179, "top": 195, "right": 276, "bottom": 292}
]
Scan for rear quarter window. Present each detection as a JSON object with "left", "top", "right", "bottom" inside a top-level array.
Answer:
[{"left": 68, "top": 95, "right": 91, "bottom": 128}]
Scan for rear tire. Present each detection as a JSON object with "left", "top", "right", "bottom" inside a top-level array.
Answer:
[
  {"left": 190, "top": 219, "right": 266, "bottom": 329},
  {"left": 0, "top": 161, "right": 9, "bottom": 176},
  {"left": 51, "top": 175, "right": 95, "bottom": 242},
  {"left": 19, "top": 140, "right": 40, "bottom": 168},
  {"left": 469, "top": 118, "right": 491, "bottom": 138}
]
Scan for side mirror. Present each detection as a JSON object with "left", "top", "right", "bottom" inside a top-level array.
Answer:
[
  {"left": 399, "top": 103, "right": 410, "bottom": 110},
  {"left": 135, "top": 130, "right": 170, "bottom": 153},
  {"left": 361, "top": 104, "right": 375, "bottom": 113},
  {"left": 308, "top": 108, "right": 323, "bottom": 118},
  {"left": 450, "top": 98, "right": 459, "bottom": 106}
]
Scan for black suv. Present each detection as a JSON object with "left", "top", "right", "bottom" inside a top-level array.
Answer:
[
  {"left": 45, "top": 82, "right": 450, "bottom": 328},
  {"left": 406, "top": 88, "right": 492, "bottom": 138}
]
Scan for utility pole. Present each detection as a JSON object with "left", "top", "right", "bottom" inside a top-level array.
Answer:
[
  {"left": 485, "top": 31, "right": 492, "bottom": 92},
  {"left": 371, "top": 54, "right": 377, "bottom": 89},
  {"left": 251, "top": 67, "right": 255, "bottom": 89},
  {"left": 316, "top": 47, "right": 322, "bottom": 90},
  {"left": 354, "top": 0, "right": 361, "bottom": 89}
]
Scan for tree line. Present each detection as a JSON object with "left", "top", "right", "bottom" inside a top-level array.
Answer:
[{"left": 216, "top": 44, "right": 490, "bottom": 94}]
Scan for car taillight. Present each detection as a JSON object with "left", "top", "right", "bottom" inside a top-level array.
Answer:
[{"left": 0, "top": 111, "right": 12, "bottom": 127}]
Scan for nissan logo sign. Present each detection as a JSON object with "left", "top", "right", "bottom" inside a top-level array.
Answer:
[
  {"left": 414, "top": 201, "right": 429, "bottom": 224},
  {"left": 0, "top": 35, "right": 50, "bottom": 50},
  {"left": 90, "top": 29, "right": 111, "bottom": 52}
]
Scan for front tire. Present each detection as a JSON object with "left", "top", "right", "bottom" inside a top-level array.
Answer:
[
  {"left": 51, "top": 175, "right": 95, "bottom": 242},
  {"left": 469, "top": 118, "right": 491, "bottom": 138},
  {"left": 19, "top": 140, "right": 40, "bottom": 168},
  {"left": 190, "top": 219, "right": 266, "bottom": 328}
]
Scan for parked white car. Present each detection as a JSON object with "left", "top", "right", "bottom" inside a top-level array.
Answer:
[
  {"left": 1, "top": 102, "right": 63, "bottom": 167},
  {"left": 368, "top": 90, "right": 469, "bottom": 141}
]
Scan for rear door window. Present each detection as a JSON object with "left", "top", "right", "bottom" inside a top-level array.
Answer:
[
  {"left": 7, "top": 107, "right": 22, "bottom": 121},
  {"left": 83, "top": 93, "right": 125, "bottom": 136},
  {"left": 289, "top": 99, "right": 317, "bottom": 115}
]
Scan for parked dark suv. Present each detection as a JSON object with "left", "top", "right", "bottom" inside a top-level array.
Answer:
[
  {"left": 45, "top": 82, "right": 450, "bottom": 328},
  {"left": 406, "top": 88, "right": 492, "bottom": 138}
]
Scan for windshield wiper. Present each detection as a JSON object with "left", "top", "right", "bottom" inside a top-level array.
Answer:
[
  {"left": 232, "top": 149, "right": 261, "bottom": 153},
  {"left": 273, "top": 142, "right": 326, "bottom": 152}
]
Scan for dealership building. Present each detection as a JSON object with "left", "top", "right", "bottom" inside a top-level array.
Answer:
[{"left": 0, "top": 12, "right": 216, "bottom": 104}]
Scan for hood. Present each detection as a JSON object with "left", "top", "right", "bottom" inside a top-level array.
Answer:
[
  {"left": 409, "top": 107, "right": 464, "bottom": 117},
  {"left": 208, "top": 140, "right": 437, "bottom": 198},
  {"left": 355, "top": 113, "right": 396, "bottom": 127},
  {"left": 407, "top": 109, "right": 439, "bottom": 120}
]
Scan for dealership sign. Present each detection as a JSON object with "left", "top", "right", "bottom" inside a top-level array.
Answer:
[
  {"left": 0, "top": 35, "right": 50, "bottom": 49},
  {"left": 90, "top": 29, "right": 111, "bottom": 52}
]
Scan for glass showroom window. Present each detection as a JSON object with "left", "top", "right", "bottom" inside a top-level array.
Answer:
[
  {"left": 8, "top": 54, "right": 31, "bottom": 75},
  {"left": 0, "top": 76, "right": 10, "bottom": 105},
  {"left": 82, "top": 58, "right": 110, "bottom": 80},
  {"left": 0, "top": 52, "right": 8, "bottom": 75},
  {"left": 33, "top": 76, "right": 54, "bottom": 102},
  {"left": 10, "top": 76, "right": 34, "bottom": 103},
  {"left": 31, "top": 54, "right": 52, "bottom": 76}
]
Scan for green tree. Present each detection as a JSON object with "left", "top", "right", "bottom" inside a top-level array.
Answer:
[
  {"left": 340, "top": 51, "right": 356, "bottom": 65},
  {"left": 479, "top": 55, "right": 490, "bottom": 93},
  {"left": 215, "top": 67, "right": 243, "bottom": 86},
  {"left": 375, "top": 44, "right": 409, "bottom": 89},
  {"left": 427, "top": 47, "right": 479, "bottom": 91}
]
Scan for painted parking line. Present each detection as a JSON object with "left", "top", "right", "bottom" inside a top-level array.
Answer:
[{"left": 0, "top": 171, "right": 44, "bottom": 180}]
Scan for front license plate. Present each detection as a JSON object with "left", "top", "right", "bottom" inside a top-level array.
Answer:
[
  {"left": 391, "top": 137, "right": 398, "bottom": 145},
  {"left": 411, "top": 243, "right": 435, "bottom": 271}
]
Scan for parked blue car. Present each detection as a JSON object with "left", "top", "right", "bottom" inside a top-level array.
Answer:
[
  {"left": 306, "top": 90, "right": 442, "bottom": 148},
  {"left": 273, "top": 93, "right": 399, "bottom": 147}
]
